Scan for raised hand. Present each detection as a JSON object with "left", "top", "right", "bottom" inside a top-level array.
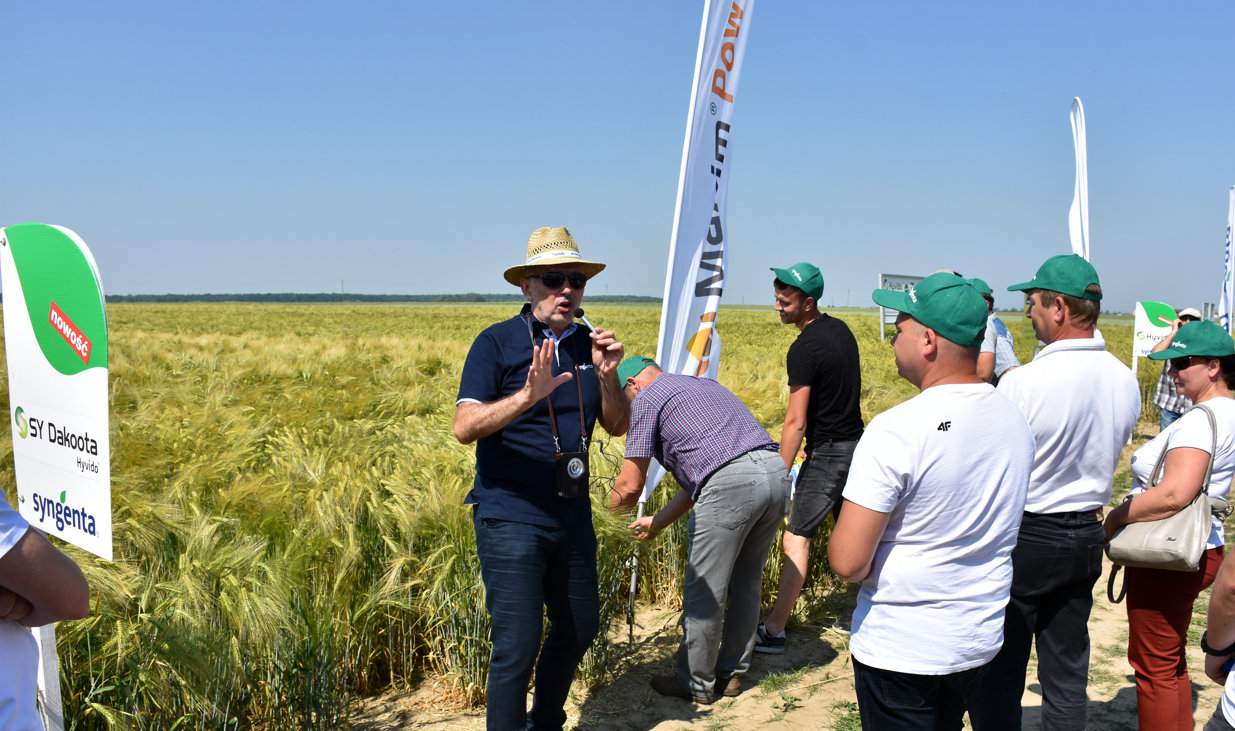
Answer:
[
  {"left": 591, "top": 327, "right": 624, "bottom": 377},
  {"left": 525, "top": 338, "right": 573, "bottom": 403}
]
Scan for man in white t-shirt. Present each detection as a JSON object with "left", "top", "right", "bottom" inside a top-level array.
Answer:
[
  {"left": 829, "top": 272, "right": 1034, "bottom": 728},
  {"left": 0, "top": 493, "right": 91, "bottom": 730},
  {"left": 985, "top": 254, "right": 1140, "bottom": 730}
]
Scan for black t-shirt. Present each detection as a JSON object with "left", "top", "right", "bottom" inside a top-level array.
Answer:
[{"left": 786, "top": 314, "right": 864, "bottom": 449}]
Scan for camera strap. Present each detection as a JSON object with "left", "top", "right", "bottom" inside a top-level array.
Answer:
[{"left": 526, "top": 314, "right": 588, "bottom": 454}]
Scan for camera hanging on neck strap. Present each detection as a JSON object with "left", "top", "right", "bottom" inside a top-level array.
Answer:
[{"left": 526, "top": 315, "right": 590, "bottom": 499}]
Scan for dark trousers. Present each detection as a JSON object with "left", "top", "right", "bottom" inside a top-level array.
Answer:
[
  {"left": 852, "top": 657, "right": 1013, "bottom": 730},
  {"left": 986, "top": 511, "right": 1105, "bottom": 730},
  {"left": 473, "top": 513, "right": 600, "bottom": 731}
]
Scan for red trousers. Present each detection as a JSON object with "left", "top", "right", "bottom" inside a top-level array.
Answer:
[{"left": 1126, "top": 546, "right": 1225, "bottom": 731}]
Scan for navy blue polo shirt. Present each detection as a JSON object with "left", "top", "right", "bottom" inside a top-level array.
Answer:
[{"left": 457, "top": 305, "right": 600, "bottom": 530}]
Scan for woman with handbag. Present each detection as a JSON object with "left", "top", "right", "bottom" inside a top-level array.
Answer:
[{"left": 1103, "top": 320, "right": 1235, "bottom": 730}]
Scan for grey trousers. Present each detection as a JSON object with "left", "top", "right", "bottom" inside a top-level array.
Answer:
[{"left": 675, "top": 449, "right": 790, "bottom": 697}]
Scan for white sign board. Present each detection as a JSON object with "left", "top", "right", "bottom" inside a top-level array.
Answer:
[
  {"left": 0, "top": 223, "right": 111, "bottom": 560},
  {"left": 877, "top": 273, "right": 923, "bottom": 341},
  {"left": 1132, "top": 300, "right": 1177, "bottom": 378}
]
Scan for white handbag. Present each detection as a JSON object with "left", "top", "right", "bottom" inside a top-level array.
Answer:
[{"left": 1106, "top": 404, "right": 1231, "bottom": 603}]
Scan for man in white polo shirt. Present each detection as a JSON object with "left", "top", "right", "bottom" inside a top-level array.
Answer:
[
  {"left": 829, "top": 272, "right": 1034, "bottom": 728},
  {"left": 985, "top": 254, "right": 1140, "bottom": 730}
]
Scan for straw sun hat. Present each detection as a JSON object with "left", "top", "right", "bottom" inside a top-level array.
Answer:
[{"left": 503, "top": 226, "right": 606, "bottom": 286}]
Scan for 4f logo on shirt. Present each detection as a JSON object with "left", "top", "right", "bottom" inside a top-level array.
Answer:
[{"left": 937, "top": 421, "right": 952, "bottom": 432}]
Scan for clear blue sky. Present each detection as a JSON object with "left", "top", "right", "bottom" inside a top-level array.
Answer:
[{"left": 2, "top": 2, "right": 1232, "bottom": 311}]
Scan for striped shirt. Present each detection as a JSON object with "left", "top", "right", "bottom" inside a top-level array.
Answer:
[{"left": 624, "top": 373, "right": 776, "bottom": 499}]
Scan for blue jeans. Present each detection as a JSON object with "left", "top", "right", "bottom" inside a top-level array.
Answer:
[
  {"left": 1160, "top": 408, "right": 1183, "bottom": 431},
  {"left": 473, "top": 513, "right": 600, "bottom": 731}
]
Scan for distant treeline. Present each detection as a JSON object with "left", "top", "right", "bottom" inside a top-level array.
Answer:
[{"left": 103, "top": 293, "right": 662, "bottom": 304}]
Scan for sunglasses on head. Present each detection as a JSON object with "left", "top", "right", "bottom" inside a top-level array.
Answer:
[{"left": 532, "top": 271, "right": 589, "bottom": 290}]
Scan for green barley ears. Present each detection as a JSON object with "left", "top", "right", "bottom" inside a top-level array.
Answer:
[{"left": 0, "top": 303, "right": 1153, "bottom": 729}]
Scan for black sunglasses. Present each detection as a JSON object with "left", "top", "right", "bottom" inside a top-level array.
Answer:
[
  {"left": 533, "top": 271, "right": 589, "bottom": 290},
  {"left": 1169, "top": 356, "right": 1199, "bottom": 372}
]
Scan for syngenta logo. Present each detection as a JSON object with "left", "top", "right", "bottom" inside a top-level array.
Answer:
[
  {"left": 48, "top": 301, "right": 92, "bottom": 364},
  {"left": 31, "top": 491, "right": 98, "bottom": 536},
  {"left": 14, "top": 407, "right": 99, "bottom": 456},
  {"left": 14, "top": 406, "right": 28, "bottom": 439}
]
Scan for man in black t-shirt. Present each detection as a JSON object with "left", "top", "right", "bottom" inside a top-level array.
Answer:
[{"left": 756, "top": 261, "right": 864, "bottom": 655}]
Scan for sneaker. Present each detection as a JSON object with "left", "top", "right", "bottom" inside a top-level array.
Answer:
[
  {"left": 650, "top": 674, "right": 715, "bottom": 704},
  {"left": 754, "top": 622, "right": 786, "bottom": 654}
]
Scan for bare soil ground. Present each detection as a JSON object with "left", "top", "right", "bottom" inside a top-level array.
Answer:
[{"left": 351, "top": 557, "right": 1227, "bottom": 730}]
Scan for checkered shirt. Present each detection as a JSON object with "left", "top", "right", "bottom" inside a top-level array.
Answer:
[
  {"left": 1153, "top": 363, "right": 1192, "bottom": 413},
  {"left": 624, "top": 373, "right": 776, "bottom": 499}
]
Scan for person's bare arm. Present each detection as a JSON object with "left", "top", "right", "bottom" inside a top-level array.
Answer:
[
  {"left": 628, "top": 487, "right": 694, "bottom": 541},
  {"left": 1151, "top": 319, "right": 1184, "bottom": 353},
  {"left": 976, "top": 352, "right": 996, "bottom": 383},
  {"left": 828, "top": 500, "right": 891, "bottom": 583},
  {"left": 0, "top": 529, "right": 89, "bottom": 627},
  {"left": 779, "top": 386, "right": 810, "bottom": 468},
  {"left": 1207, "top": 553, "right": 1235, "bottom": 682},
  {"left": 453, "top": 339, "right": 571, "bottom": 444},
  {"left": 1104, "top": 447, "right": 1208, "bottom": 540},
  {"left": 610, "top": 457, "right": 650, "bottom": 511}
]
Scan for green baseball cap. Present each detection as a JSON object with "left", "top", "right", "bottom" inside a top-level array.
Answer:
[
  {"left": 1007, "top": 254, "right": 1102, "bottom": 301},
  {"left": 771, "top": 262, "right": 824, "bottom": 301},
  {"left": 872, "top": 272, "right": 988, "bottom": 347},
  {"left": 968, "top": 277, "right": 994, "bottom": 297},
  {"left": 1147, "top": 321, "right": 1235, "bottom": 360},
  {"left": 617, "top": 355, "right": 658, "bottom": 384}
]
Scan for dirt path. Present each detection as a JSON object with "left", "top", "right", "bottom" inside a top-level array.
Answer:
[{"left": 352, "top": 557, "right": 1228, "bottom": 730}]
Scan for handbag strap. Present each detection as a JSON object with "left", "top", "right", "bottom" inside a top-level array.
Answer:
[
  {"left": 1150, "top": 403, "right": 1218, "bottom": 496},
  {"left": 1107, "top": 564, "right": 1127, "bottom": 604}
]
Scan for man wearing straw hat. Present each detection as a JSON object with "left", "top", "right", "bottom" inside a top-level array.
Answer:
[
  {"left": 828, "top": 272, "right": 1033, "bottom": 728},
  {"left": 453, "top": 226, "right": 629, "bottom": 731},
  {"left": 984, "top": 254, "right": 1140, "bottom": 730}
]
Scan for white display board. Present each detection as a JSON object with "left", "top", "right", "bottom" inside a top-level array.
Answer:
[{"left": 877, "top": 273, "right": 924, "bottom": 341}]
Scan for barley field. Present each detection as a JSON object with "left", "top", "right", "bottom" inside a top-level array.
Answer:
[{"left": 0, "top": 302, "right": 1156, "bottom": 729}]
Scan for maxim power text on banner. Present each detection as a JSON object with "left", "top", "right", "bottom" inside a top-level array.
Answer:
[
  {"left": 0, "top": 223, "right": 112, "bottom": 560},
  {"left": 643, "top": 0, "right": 755, "bottom": 503}
]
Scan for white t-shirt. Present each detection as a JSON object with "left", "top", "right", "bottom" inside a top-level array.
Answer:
[
  {"left": 1129, "top": 398, "right": 1235, "bottom": 549},
  {"left": 0, "top": 495, "right": 40, "bottom": 731},
  {"left": 997, "top": 335, "right": 1141, "bottom": 514},
  {"left": 843, "top": 383, "right": 1034, "bottom": 675}
]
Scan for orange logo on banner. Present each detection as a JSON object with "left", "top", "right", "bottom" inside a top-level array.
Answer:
[{"left": 686, "top": 311, "right": 719, "bottom": 375}]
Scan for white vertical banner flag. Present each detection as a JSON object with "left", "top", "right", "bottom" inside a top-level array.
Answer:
[
  {"left": 641, "top": 0, "right": 755, "bottom": 503},
  {"left": 1069, "top": 97, "right": 1091, "bottom": 261},
  {"left": 1220, "top": 187, "right": 1235, "bottom": 334}
]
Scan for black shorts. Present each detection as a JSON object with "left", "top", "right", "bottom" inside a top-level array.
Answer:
[{"left": 787, "top": 439, "right": 858, "bottom": 539}]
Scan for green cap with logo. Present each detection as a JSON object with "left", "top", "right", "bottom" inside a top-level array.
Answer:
[
  {"left": 617, "top": 355, "right": 658, "bottom": 384},
  {"left": 1007, "top": 254, "right": 1102, "bottom": 301},
  {"left": 771, "top": 262, "right": 824, "bottom": 301},
  {"left": 968, "top": 277, "right": 994, "bottom": 296},
  {"left": 872, "top": 272, "right": 988, "bottom": 347},
  {"left": 1147, "top": 321, "right": 1235, "bottom": 361}
]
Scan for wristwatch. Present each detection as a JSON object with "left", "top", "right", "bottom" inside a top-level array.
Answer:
[{"left": 1201, "top": 631, "right": 1235, "bottom": 656}]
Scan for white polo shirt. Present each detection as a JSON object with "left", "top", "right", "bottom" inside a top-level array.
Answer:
[
  {"left": 0, "top": 495, "right": 40, "bottom": 731},
  {"left": 843, "top": 383, "right": 1034, "bottom": 674},
  {"left": 997, "top": 334, "right": 1140, "bottom": 514}
]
